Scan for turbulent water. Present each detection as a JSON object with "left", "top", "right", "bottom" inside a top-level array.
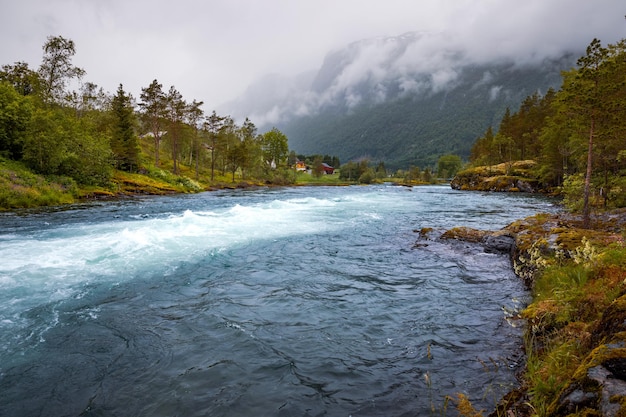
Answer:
[{"left": 0, "top": 185, "right": 556, "bottom": 417}]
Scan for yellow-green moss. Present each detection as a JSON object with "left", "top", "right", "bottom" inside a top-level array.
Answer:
[
  {"left": 451, "top": 160, "right": 541, "bottom": 192},
  {"left": 440, "top": 226, "right": 488, "bottom": 243},
  {"left": 497, "top": 211, "right": 626, "bottom": 416}
]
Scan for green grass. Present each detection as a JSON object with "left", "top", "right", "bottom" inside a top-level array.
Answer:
[
  {"left": 0, "top": 157, "right": 77, "bottom": 210},
  {"left": 294, "top": 171, "right": 350, "bottom": 185},
  {"left": 519, "top": 226, "right": 626, "bottom": 416}
]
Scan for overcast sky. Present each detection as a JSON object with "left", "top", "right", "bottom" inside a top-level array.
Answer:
[{"left": 1, "top": 0, "right": 625, "bottom": 112}]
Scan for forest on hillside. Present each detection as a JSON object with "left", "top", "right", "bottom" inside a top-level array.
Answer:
[
  {"left": 0, "top": 36, "right": 301, "bottom": 195},
  {"left": 467, "top": 38, "right": 626, "bottom": 224},
  {"left": 2, "top": 35, "right": 626, "bottom": 218},
  {"left": 280, "top": 55, "right": 571, "bottom": 170}
]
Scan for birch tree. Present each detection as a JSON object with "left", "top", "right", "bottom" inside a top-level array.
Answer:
[{"left": 38, "top": 36, "right": 85, "bottom": 104}]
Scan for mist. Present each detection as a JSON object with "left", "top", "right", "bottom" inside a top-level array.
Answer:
[
  {"left": 221, "top": 29, "right": 588, "bottom": 127},
  {"left": 1, "top": 0, "right": 624, "bottom": 116}
]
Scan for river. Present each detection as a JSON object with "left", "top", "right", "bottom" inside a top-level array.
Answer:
[{"left": 0, "top": 184, "right": 556, "bottom": 416}]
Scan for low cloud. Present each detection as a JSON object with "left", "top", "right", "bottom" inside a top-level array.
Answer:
[
  {"left": 2, "top": 0, "right": 623, "bottom": 118},
  {"left": 226, "top": 28, "right": 584, "bottom": 126},
  {"left": 489, "top": 85, "right": 503, "bottom": 102}
]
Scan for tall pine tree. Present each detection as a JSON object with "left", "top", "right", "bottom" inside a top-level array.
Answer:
[
  {"left": 110, "top": 84, "right": 139, "bottom": 172},
  {"left": 166, "top": 86, "right": 186, "bottom": 175}
]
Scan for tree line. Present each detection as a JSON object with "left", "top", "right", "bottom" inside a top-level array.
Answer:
[
  {"left": 468, "top": 37, "right": 626, "bottom": 226},
  {"left": 0, "top": 35, "right": 295, "bottom": 188}
]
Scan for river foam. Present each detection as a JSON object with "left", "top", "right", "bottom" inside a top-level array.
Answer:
[{"left": 0, "top": 185, "right": 557, "bottom": 416}]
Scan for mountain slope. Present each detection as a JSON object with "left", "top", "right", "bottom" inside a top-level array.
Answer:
[
  {"left": 224, "top": 32, "right": 577, "bottom": 169},
  {"left": 284, "top": 61, "right": 570, "bottom": 168}
]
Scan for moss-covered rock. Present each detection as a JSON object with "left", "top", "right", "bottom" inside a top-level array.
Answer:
[
  {"left": 437, "top": 209, "right": 626, "bottom": 417},
  {"left": 440, "top": 226, "right": 489, "bottom": 243},
  {"left": 450, "top": 160, "right": 542, "bottom": 193},
  {"left": 438, "top": 226, "right": 516, "bottom": 254},
  {"left": 592, "top": 296, "right": 626, "bottom": 347},
  {"left": 551, "top": 341, "right": 626, "bottom": 417}
]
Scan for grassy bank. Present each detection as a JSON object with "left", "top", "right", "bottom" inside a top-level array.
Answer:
[
  {"left": 0, "top": 157, "right": 365, "bottom": 211},
  {"left": 450, "top": 211, "right": 626, "bottom": 416},
  {"left": 0, "top": 156, "right": 215, "bottom": 211},
  {"left": 504, "top": 211, "right": 626, "bottom": 417},
  {"left": 0, "top": 157, "right": 78, "bottom": 209},
  {"left": 294, "top": 171, "right": 348, "bottom": 185}
]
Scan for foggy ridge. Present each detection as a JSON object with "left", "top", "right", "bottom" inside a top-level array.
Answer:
[{"left": 222, "top": 31, "right": 579, "bottom": 168}]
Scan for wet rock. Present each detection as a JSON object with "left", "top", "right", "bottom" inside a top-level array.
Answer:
[
  {"left": 556, "top": 387, "right": 599, "bottom": 415},
  {"left": 515, "top": 180, "right": 535, "bottom": 193},
  {"left": 440, "top": 226, "right": 488, "bottom": 243},
  {"left": 412, "top": 227, "right": 437, "bottom": 249},
  {"left": 592, "top": 295, "right": 626, "bottom": 345},
  {"left": 483, "top": 233, "right": 515, "bottom": 254},
  {"left": 439, "top": 226, "right": 515, "bottom": 254},
  {"left": 587, "top": 364, "right": 626, "bottom": 417},
  {"left": 415, "top": 227, "right": 435, "bottom": 239}
]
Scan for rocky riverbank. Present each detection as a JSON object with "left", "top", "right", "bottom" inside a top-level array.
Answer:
[
  {"left": 450, "top": 160, "right": 542, "bottom": 193},
  {"left": 417, "top": 210, "right": 626, "bottom": 416}
]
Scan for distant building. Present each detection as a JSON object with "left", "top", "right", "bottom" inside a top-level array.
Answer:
[
  {"left": 321, "top": 163, "right": 335, "bottom": 174},
  {"left": 140, "top": 131, "right": 167, "bottom": 139},
  {"left": 295, "top": 160, "right": 307, "bottom": 171}
]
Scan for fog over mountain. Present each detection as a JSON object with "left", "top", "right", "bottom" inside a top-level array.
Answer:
[
  {"left": 220, "top": 31, "right": 580, "bottom": 168},
  {"left": 223, "top": 31, "right": 578, "bottom": 128},
  {"left": 3, "top": 0, "right": 622, "bottom": 112}
]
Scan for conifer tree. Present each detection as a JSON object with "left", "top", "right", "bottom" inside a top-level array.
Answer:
[
  {"left": 203, "top": 111, "right": 225, "bottom": 181},
  {"left": 237, "top": 118, "right": 260, "bottom": 179},
  {"left": 563, "top": 39, "right": 609, "bottom": 227},
  {"left": 166, "top": 86, "right": 186, "bottom": 175},
  {"left": 185, "top": 99, "right": 204, "bottom": 179},
  {"left": 139, "top": 80, "right": 167, "bottom": 166},
  {"left": 469, "top": 126, "right": 495, "bottom": 166},
  {"left": 110, "top": 84, "right": 139, "bottom": 171}
]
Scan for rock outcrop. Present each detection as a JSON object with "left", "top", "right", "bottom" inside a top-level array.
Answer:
[
  {"left": 423, "top": 211, "right": 626, "bottom": 416},
  {"left": 553, "top": 311, "right": 626, "bottom": 417},
  {"left": 450, "top": 160, "right": 541, "bottom": 193},
  {"left": 439, "top": 226, "right": 515, "bottom": 254}
]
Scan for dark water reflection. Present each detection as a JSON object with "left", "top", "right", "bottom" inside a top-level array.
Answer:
[{"left": 0, "top": 185, "right": 556, "bottom": 416}]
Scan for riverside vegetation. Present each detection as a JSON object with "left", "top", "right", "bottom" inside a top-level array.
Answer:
[
  {"left": 0, "top": 35, "right": 458, "bottom": 210},
  {"left": 444, "top": 37, "right": 626, "bottom": 417},
  {"left": 0, "top": 38, "right": 258, "bottom": 207},
  {"left": 434, "top": 210, "right": 626, "bottom": 417},
  {"left": 0, "top": 35, "right": 358, "bottom": 210}
]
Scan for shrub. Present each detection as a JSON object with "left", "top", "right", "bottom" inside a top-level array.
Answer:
[{"left": 358, "top": 168, "right": 375, "bottom": 184}]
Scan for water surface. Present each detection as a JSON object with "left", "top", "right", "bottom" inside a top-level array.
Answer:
[{"left": 0, "top": 185, "right": 556, "bottom": 416}]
